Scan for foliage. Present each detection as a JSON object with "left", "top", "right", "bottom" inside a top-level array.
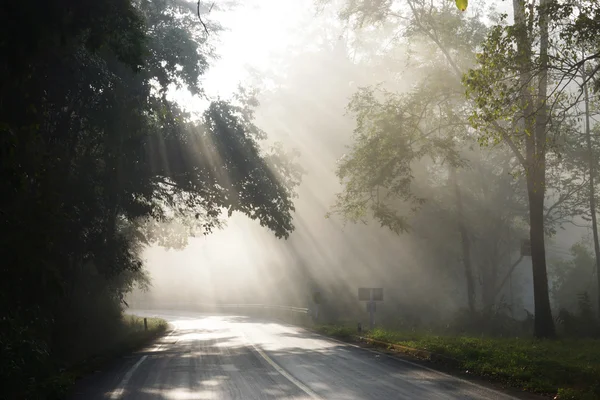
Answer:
[
  {"left": 0, "top": 0, "right": 300, "bottom": 396},
  {"left": 314, "top": 324, "right": 356, "bottom": 340},
  {"left": 330, "top": 83, "right": 460, "bottom": 233},
  {"left": 39, "top": 315, "right": 168, "bottom": 399},
  {"left": 442, "top": 307, "right": 533, "bottom": 337},
  {"left": 551, "top": 243, "right": 599, "bottom": 313},
  {"left": 322, "top": 0, "right": 600, "bottom": 339},
  {"left": 556, "top": 299, "right": 600, "bottom": 339},
  {"left": 455, "top": 0, "right": 468, "bottom": 12},
  {"left": 462, "top": 0, "right": 587, "bottom": 338},
  {"left": 371, "top": 331, "right": 600, "bottom": 396},
  {"left": 317, "top": 323, "right": 600, "bottom": 398},
  {"left": 326, "top": 0, "right": 532, "bottom": 316},
  {"left": 462, "top": 0, "right": 600, "bottom": 337},
  {"left": 551, "top": 243, "right": 600, "bottom": 338}
]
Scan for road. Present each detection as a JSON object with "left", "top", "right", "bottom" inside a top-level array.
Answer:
[{"left": 70, "top": 309, "right": 523, "bottom": 400}]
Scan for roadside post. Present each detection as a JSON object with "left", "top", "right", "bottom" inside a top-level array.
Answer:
[
  {"left": 312, "top": 290, "right": 322, "bottom": 321},
  {"left": 515, "top": 239, "right": 532, "bottom": 317}
]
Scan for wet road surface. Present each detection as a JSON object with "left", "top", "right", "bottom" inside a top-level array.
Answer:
[{"left": 70, "top": 309, "right": 522, "bottom": 400}]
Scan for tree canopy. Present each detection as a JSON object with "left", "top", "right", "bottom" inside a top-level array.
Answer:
[{"left": 0, "top": 0, "right": 300, "bottom": 396}]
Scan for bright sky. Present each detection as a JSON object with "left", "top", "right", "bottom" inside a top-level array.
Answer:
[
  {"left": 174, "top": 0, "right": 513, "bottom": 112},
  {"left": 204, "top": 0, "right": 311, "bottom": 94},
  {"left": 172, "top": 0, "right": 313, "bottom": 113}
]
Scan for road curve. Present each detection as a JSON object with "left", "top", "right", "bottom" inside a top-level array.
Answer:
[{"left": 70, "top": 309, "right": 522, "bottom": 400}]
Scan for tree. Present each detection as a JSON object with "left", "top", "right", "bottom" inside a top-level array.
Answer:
[
  {"left": 546, "top": 0, "right": 600, "bottom": 320},
  {"left": 322, "top": 1, "right": 599, "bottom": 330},
  {"left": 0, "top": 0, "right": 300, "bottom": 396},
  {"left": 463, "top": 0, "right": 559, "bottom": 337},
  {"left": 550, "top": 242, "right": 598, "bottom": 314},
  {"left": 464, "top": 0, "right": 600, "bottom": 337},
  {"left": 324, "top": 0, "right": 519, "bottom": 315},
  {"left": 330, "top": 80, "right": 481, "bottom": 312},
  {"left": 579, "top": 56, "right": 600, "bottom": 319}
]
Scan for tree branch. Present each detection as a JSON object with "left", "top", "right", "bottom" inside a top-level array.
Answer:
[
  {"left": 544, "top": 178, "right": 588, "bottom": 219},
  {"left": 493, "top": 121, "right": 527, "bottom": 168},
  {"left": 197, "top": 1, "right": 215, "bottom": 35},
  {"left": 493, "top": 254, "right": 525, "bottom": 301}
]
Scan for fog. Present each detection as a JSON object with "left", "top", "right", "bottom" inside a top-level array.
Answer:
[{"left": 131, "top": 0, "right": 597, "bottom": 328}]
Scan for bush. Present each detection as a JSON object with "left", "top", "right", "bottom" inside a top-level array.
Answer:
[
  {"left": 320, "top": 324, "right": 600, "bottom": 397},
  {"left": 0, "top": 312, "right": 53, "bottom": 399},
  {"left": 556, "top": 386, "right": 600, "bottom": 400},
  {"left": 556, "top": 292, "right": 600, "bottom": 338},
  {"left": 315, "top": 325, "right": 355, "bottom": 340}
]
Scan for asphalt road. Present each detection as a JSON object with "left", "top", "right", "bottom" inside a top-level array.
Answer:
[{"left": 70, "top": 309, "right": 523, "bottom": 400}]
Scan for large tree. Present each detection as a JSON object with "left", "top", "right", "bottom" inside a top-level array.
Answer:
[
  {"left": 463, "top": 0, "right": 600, "bottom": 337},
  {"left": 0, "top": 0, "right": 300, "bottom": 396}
]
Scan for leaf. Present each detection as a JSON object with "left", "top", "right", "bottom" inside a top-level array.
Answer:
[{"left": 455, "top": 0, "right": 468, "bottom": 12}]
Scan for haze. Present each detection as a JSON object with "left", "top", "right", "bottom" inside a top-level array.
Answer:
[
  {"left": 6, "top": 0, "right": 600, "bottom": 398},
  {"left": 133, "top": 0, "right": 587, "bottom": 326}
]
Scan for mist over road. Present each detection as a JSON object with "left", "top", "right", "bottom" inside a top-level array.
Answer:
[{"left": 70, "top": 310, "right": 521, "bottom": 400}]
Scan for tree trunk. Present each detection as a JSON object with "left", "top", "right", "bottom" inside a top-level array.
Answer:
[
  {"left": 582, "top": 59, "right": 600, "bottom": 318},
  {"left": 527, "top": 171, "right": 555, "bottom": 338},
  {"left": 532, "top": 0, "right": 555, "bottom": 338},
  {"left": 450, "top": 165, "right": 476, "bottom": 314},
  {"left": 482, "top": 256, "right": 499, "bottom": 310},
  {"left": 492, "top": 255, "right": 524, "bottom": 302},
  {"left": 512, "top": 0, "right": 555, "bottom": 338}
]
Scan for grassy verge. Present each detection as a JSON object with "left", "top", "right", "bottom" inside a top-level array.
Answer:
[
  {"left": 39, "top": 315, "right": 168, "bottom": 399},
  {"left": 314, "top": 325, "right": 600, "bottom": 400},
  {"left": 71, "top": 315, "right": 168, "bottom": 373}
]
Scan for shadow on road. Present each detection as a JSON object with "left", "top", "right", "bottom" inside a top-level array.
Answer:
[{"left": 70, "top": 312, "right": 517, "bottom": 400}]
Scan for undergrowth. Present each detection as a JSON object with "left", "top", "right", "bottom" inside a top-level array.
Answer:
[
  {"left": 315, "top": 324, "right": 600, "bottom": 399},
  {"left": 34, "top": 314, "right": 168, "bottom": 400}
]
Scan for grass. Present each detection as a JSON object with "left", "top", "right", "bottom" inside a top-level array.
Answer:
[
  {"left": 315, "top": 324, "right": 356, "bottom": 340},
  {"left": 314, "top": 325, "right": 600, "bottom": 399},
  {"left": 76, "top": 314, "right": 168, "bottom": 370},
  {"left": 122, "top": 314, "right": 169, "bottom": 337},
  {"left": 39, "top": 314, "right": 168, "bottom": 399},
  {"left": 69, "top": 315, "right": 168, "bottom": 373}
]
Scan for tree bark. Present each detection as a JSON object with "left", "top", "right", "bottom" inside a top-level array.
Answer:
[
  {"left": 450, "top": 165, "right": 476, "bottom": 314},
  {"left": 582, "top": 58, "right": 600, "bottom": 318},
  {"left": 533, "top": 0, "right": 555, "bottom": 338},
  {"left": 513, "top": 0, "right": 556, "bottom": 338},
  {"left": 527, "top": 171, "right": 555, "bottom": 337},
  {"left": 492, "top": 254, "right": 524, "bottom": 302},
  {"left": 482, "top": 256, "right": 499, "bottom": 310}
]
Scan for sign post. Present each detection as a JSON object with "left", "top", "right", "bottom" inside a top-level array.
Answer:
[
  {"left": 358, "top": 288, "right": 383, "bottom": 330},
  {"left": 521, "top": 239, "right": 531, "bottom": 257},
  {"left": 312, "top": 290, "right": 321, "bottom": 321}
]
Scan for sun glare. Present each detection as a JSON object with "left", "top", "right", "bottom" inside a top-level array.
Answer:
[
  {"left": 171, "top": 0, "right": 312, "bottom": 113},
  {"left": 145, "top": 0, "right": 323, "bottom": 306}
]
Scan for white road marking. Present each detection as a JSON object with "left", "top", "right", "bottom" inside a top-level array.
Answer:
[
  {"left": 240, "top": 331, "right": 322, "bottom": 400},
  {"left": 109, "top": 325, "right": 178, "bottom": 399},
  {"left": 109, "top": 355, "right": 147, "bottom": 400},
  {"left": 123, "top": 311, "right": 517, "bottom": 400}
]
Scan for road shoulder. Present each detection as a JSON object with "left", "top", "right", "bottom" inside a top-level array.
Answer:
[
  {"left": 67, "top": 319, "right": 173, "bottom": 399},
  {"left": 298, "top": 326, "right": 550, "bottom": 400}
]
